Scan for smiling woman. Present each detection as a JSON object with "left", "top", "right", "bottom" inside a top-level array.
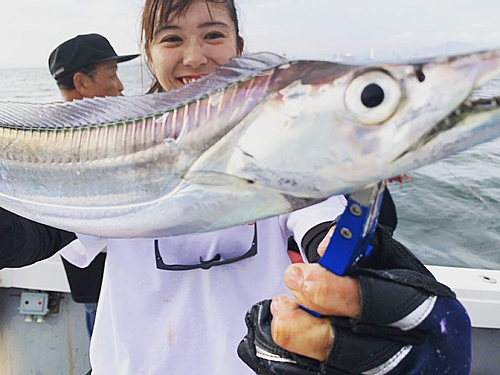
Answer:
[
  {"left": 142, "top": 0, "right": 244, "bottom": 92},
  {"left": 42, "top": 1, "right": 351, "bottom": 374}
]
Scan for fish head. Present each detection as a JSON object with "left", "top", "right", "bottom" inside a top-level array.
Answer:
[
  {"left": 335, "top": 49, "right": 500, "bottom": 181},
  {"left": 247, "top": 49, "right": 500, "bottom": 196}
]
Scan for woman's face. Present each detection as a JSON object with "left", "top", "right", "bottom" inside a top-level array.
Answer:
[{"left": 149, "top": 1, "right": 240, "bottom": 91}]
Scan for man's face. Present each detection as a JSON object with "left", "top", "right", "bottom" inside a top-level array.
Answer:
[{"left": 85, "top": 61, "right": 124, "bottom": 98}]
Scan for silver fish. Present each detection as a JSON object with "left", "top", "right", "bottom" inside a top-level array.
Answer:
[{"left": 0, "top": 51, "right": 499, "bottom": 238}]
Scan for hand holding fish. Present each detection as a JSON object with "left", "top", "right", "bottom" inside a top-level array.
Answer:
[
  {"left": 238, "top": 226, "right": 472, "bottom": 375},
  {"left": 270, "top": 263, "right": 359, "bottom": 361}
]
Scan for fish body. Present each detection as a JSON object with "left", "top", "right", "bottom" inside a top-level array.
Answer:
[{"left": 0, "top": 51, "right": 499, "bottom": 238}]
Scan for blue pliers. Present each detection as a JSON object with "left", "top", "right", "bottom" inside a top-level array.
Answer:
[{"left": 303, "top": 181, "right": 386, "bottom": 317}]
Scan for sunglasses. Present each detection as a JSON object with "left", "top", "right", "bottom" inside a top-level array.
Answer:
[{"left": 155, "top": 223, "right": 258, "bottom": 271}]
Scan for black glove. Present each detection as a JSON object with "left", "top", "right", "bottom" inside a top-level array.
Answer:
[
  {"left": 238, "top": 299, "right": 322, "bottom": 375},
  {"left": 238, "top": 226, "right": 470, "bottom": 375}
]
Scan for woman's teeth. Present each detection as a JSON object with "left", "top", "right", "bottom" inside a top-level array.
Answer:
[{"left": 182, "top": 77, "right": 200, "bottom": 85}]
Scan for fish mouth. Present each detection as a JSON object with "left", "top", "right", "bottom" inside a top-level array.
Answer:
[{"left": 394, "top": 91, "right": 500, "bottom": 161}]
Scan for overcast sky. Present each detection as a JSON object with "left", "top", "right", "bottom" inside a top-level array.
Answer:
[{"left": 1, "top": 0, "right": 500, "bottom": 68}]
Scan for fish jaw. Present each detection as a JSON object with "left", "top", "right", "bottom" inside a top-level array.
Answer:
[
  {"left": 387, "top": 49, "right": 500, "bottom": 176},
  {"left": 391, "top": 96, "right": 500, "bottom": 175}
]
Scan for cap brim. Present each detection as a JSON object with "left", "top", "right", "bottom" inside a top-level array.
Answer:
[
  {"left": 100, "top": 54, "right": 140, "bottom": 64},
  {"left": 116, "top": 54, "right": 140, "bottom": 63}
]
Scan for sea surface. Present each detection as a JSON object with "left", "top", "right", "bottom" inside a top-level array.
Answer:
[{"left": 0, "top": 63, "right": 498, "bottom": 270}]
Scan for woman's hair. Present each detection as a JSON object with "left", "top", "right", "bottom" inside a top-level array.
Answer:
[{"left": 141, "top": 0, "right": 244, "bottom": 93}]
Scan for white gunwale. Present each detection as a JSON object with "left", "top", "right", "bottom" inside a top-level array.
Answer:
[{"left": 1, "top": 254, "right": 499, "bottom": 329}]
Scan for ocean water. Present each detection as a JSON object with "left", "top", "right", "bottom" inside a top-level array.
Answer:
[
  {"left": 391, "top": 77, "right": 500, "bottom": 270},
  {"left": 0, "top": 63, "right": 498, "bottom": 270},
  {"left": 0, "top": 63, "right": 152, "bottom": 103}
]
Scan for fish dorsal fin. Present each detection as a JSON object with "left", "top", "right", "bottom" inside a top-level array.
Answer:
[{"left": 0, "top": 52, "right": 289, "bottom": 130}]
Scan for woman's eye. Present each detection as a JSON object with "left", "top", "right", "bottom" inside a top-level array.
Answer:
[
  {"left": 162, "top": 35, "right": 182, "bottom": 43},
  {"left": 205, "top": 32, "right": 224, "bottom": 40}
]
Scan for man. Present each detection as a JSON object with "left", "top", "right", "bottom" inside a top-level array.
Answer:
[
  {"left": 48, "top": 33, "right": 139, "bottom": 336},
  {"left": 49, "top": 33, "right": 138, "bottom": 101}
]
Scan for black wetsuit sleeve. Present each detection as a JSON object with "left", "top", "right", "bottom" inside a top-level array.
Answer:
[
  {"left": 302, "top": 221, "right": 335, "bottom": 263},
  {"left": 0, "top": 207, "right": 77, "bottom": 270},
  {"left": 377, "top": 188, "right": 397, "bottom": 234},
  {"left": 300, "top": 187, "right": 398, "bottom": 263}
]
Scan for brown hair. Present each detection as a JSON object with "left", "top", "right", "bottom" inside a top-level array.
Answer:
[{"left": 141, "top": 0, "right": 244, "bottom": 93}]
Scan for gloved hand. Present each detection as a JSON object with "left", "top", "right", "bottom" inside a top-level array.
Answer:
[{"left": 238, "top": 226, "right": 472, "bottom": 375}]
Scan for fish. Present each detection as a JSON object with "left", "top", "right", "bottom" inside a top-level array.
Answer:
[{"left": 0, "top": 50, "right": 499, "bottom": 238}]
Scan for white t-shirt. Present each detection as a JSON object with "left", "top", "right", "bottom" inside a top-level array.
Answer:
[{"left": 60, "top": 196, "right": 346, "bottom": 375}]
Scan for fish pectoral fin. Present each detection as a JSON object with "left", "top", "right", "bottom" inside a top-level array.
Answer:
[{"left": 182, "top": 170, "right": 257, "bottom": 190}]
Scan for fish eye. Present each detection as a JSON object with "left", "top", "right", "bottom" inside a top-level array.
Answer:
[{"left": 344, "top": 71, "right": 402, "bottom": 125}]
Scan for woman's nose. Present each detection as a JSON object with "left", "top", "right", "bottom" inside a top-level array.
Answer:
[{"left": 183, "top": 40, "right": 208, "bottom": 69}]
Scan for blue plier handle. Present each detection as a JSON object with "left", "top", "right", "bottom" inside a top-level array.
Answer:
[{"left": 302, "top": 181, "right": 386, "bottom": 317}]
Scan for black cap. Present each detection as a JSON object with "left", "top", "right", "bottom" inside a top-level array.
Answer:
[{"left": 48, "top": 33, "right": 139, "bottom": 80}]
